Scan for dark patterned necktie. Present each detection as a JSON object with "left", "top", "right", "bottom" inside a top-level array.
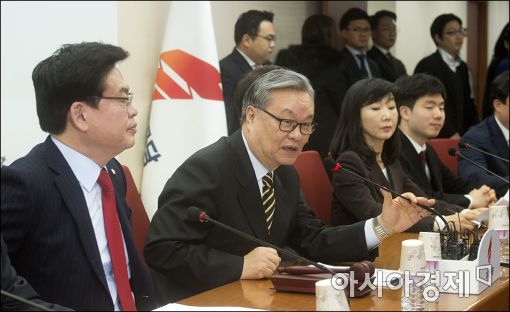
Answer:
[
  {"left": 356, "top": 54, "right": 369, "bottom": 78},
  {"left": 262, "top": 172, "right": 275, "bottom": 234}
]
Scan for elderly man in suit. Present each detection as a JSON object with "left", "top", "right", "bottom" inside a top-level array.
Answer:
[
  {"left": 1, "top": 42, "right": 155, "bottom": 311},
  {"left": 144, "top": 67, "right": 434, "bottom": 303},
  {"left": 220, "top": 10, "right": 275, "bottom": 135},
  {"left": 459, "top": 71, "right": 509, "bottom": 198},
  {"left": 395, "top": 73, "right": 496, "bottom": 209},
  {"left": 368, "top": 10, "right": 407, "bottom": 82}
]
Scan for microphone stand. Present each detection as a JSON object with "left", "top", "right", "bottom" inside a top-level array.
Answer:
[
  {"left": 453, "top": 151, "right": 509, "bottom": 184},
  {"left": 460, "top": 143, "right": 509, "bottom": 163}
]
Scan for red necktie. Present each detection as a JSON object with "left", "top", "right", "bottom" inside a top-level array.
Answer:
[
  {"left": 418, "top": 151, "right": 427, "bottom": 169},
  {"left": 97, "top": 169, "right": 136, "bottom": 311}
]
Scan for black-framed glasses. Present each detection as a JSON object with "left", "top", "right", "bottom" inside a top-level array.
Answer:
[
  {"left": 87, "top": 91, "right": 133, "bottom": 108},
  {"left": 443, "top": 28, "right": 467, "bottom": 37},
  {"left": 255, "top": 106, "right": 317, "bottom": 135},
  {"left": 255, "top": 34, "right": 276, "bottom": 44}
]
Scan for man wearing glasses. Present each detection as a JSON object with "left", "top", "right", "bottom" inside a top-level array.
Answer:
[
  {"left": 337, "top": 7, "right": 381, "bottom": 99},
  {"left": 220, "top": 10, "right": 276, "bottom": 136},
  {"left": 1, "top": 42, "right": 155, "bottom": 310},
  {"left": 144, "top": 68, "right": 435, "bottom": 303},
  {"left": 415, "top": 13, "right": 478, "bottom": 138}
]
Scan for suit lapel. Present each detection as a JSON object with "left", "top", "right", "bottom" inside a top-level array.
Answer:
[
  {"left": 43, "top": 137, "right": 109, "bottom": 292},
  {"left": 232, "top": 48, "right": 253, "bottom": 74},
  {"left": 230, "top": 132, "right": 270, "bottom": 240},
  {"left": 488, "top": 116, "right": 509, "bottom": 159},
  {"left": 400, "top": 133, "right": 430, "bottom": 187},
  {"left": 425, "top": 146, "right": 444, "bottom": 192},
  {"left": 268, "top": 172, "right": 290, "bottom": 244},
  {"left": 367, "top": 161, "right": 391, "bottom": 201}
]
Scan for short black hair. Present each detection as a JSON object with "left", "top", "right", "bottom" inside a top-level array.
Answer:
[
  {"left": 234, "top": 10, "right": 274, "bottom": 45},
  {"left": 370, "top": 10, "right": 396, "bottom": 30},
  {"left": 339, "top": 7, "right": 370, "bottom": 31},
  {"left": 490, "top": 71, "right": 509, "bottom": 109},
  {"left": 394, "top": 73, "right": 446, "bottom": 110},
  {"left": 32, "top": 42, "right": 129, "bottom": 134},
  {"left": 430, "top": 13, "right": 462, "bottom": 44},
  {"left": 329, "top": 78, "right": 400, "bottom": 165}
]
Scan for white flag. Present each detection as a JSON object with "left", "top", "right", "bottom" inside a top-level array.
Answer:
[{"left": 141, "top": 1, "right": 226, "bottom": 219}]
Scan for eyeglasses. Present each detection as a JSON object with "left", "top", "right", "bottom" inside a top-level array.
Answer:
[
  {"left": 348, "top": 27, "right": 371, "bottom": 33},
  {"left": 255, "top": 34, "right": 276, "bottom": 44},
  {"left": 443, "top": 28, "right": 467, "bottom": 37},
  {"left": 88, "top": 91, "right": 133, "bottom": 108},
  {"left": 255, "top": 106, "right": 317, "bottom": 135}
]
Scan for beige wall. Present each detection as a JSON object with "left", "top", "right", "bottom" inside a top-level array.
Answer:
[{"left": 116, "top": 1, "right": 320, "bottom": 189}]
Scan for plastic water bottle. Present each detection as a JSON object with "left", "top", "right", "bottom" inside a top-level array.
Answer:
[
  {"left": 401, "top": 275, "right": 426, "bottom": 311},
  {"left": 497, "top": 230, "right": 509, "bottom": 264}
]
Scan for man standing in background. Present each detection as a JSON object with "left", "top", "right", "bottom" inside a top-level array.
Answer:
[
  {"left": 414, "top": 13, "right": 478, "bottom": 138},
  {"left": 368, "top": 10, "right": 407, "bottom": 82},
  {"left": 220, "top": 10, "right": 275, "bottom": 135}
]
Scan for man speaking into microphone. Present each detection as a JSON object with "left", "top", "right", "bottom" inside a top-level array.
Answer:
[{"left": 144, "top": 68, "right": 434, "bottom": 304}]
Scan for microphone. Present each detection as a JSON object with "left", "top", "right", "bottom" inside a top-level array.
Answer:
[
  {"left": 186, "top": 206, "right": 337, "bottom": 275},
  {"left": 0, "top": 289, "right": 54, "bottom": 311},
  {"left": 458, "top": 142, "right": 509, "bottom": 163},
  {"left": 448, "top": 148, "right": 509, "bottom": 184},
  {"left": 332, "top": 162, "right": 449, "bottom": 226}
]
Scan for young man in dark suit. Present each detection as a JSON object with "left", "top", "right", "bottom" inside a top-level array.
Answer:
[
  {"left": 338, "top": 8, "right": 381, "bottom": 93},
  {"left": 1, "top": 42, "right": 155, "bottom": 311},
  {"left": 396, "top": 73, "right": 496, "bottom": 209},
  {"left": 368, "top": 10, "right": 407, "bottom": 82},
  {"left": 414, "top": 13, "right": 478, "bottom": 138},
  {"left": 144, "top": 68, "right": 434, "bottom": 303},
  {"left": 459, "top": 71, "right": 509, "bottom": 198},
  {"left": 219, "top": 10, "right": 275, "bottom": 135}
]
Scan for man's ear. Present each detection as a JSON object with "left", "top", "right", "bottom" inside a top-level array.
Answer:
[
  {"left": 433, "top": 33, "right": 442, "bottom": 46},
  {"left": 399, "top": 105, "right": 411, "bottom": 120},
  {"left": 245, "top": 106, "right": 256, "bottom": 123},
  {"left": 68, "top": 101, "right": 89, "bottom": 131},
  {"left": 241, "top": 34, "right": 252, "bottom": 48}
]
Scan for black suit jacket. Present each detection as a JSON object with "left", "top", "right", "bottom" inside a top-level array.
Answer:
[
  {"left": 459, "top": 115, "right": 509, "bottom": 197},
  {"left": 398, "top": 131, "right": 477, "bottom": 208},
  {"left": 144, "top": 130, "right": 374, "bottom": 303},
  {"left": 1, "top": 235, "right": 72, "bottom": 311},
  {"left": 339, "top": 48, "right": 381, "bottom": 87},
  {"left": 367, "top": 47, "right": 407, "bottom": 82},
  {"left": 330, "top": 151, "right": 458, "bottom": 232},
  {"left": 414, "top": 50, "right": 478, "bottom": 137},
  {"left": 1, "top": 137, "right": 155, "bottom": 311},
  {"left": 219, "top": 48, "right": 271, "bottom": 135}
]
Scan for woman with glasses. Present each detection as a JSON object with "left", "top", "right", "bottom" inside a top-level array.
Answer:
[{"left": 328, "top": 78, "right": 484, "bottom": 233}]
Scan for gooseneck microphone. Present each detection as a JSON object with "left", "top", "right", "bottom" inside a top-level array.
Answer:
[
  {"left": 186, "top": 206, "right": 337, "bottom": 275},
  {"left": 1, "top": 290, "right": 54, "bottom": 311},
  {"left": 448, "top": 148, "right": 509, "bottom": 184},
  {"left": 332, "top": 162, "right": 449, "bottom": 225},
  {"left": 458, "top": 142, "right": 509, "bottom": 163}
]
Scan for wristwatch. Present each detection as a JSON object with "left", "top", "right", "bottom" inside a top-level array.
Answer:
[{"left": 373, "top": 216, "right": 391, "bottom": 240}]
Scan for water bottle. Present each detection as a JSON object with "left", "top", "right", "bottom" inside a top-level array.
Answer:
[
  {"left": 401, "top": 274, "right": 426, "bottom": 311},
  {"left": 497, "top": 229, "right": 509, "bottom": 264}
]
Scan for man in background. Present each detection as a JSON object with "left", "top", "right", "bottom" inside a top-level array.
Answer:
[
  {"left": 459, "top": 71, "right": 509, "bottom": 198},
  {"left": 368, "top": 10, "right": 407, "bottom": 82},
  {"left": 1, "top": 42, "right": 155, "bottom": 310},
  {"left": 414, "top": 13, "right": 478, "bottom": 138},
  {"left": 396, "top": 73, "right": 496, "bottom": 209},
  {"left": 220, "top": 10, "right": 275, "bottom": 135}
]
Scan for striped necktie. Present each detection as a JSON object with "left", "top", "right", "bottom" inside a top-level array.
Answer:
[{"left": 262, "top": 172, "right": 275, "bottom": 234}]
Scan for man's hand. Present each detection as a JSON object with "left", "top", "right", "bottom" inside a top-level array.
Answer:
[
  {"left": 469, "top": 185, "right": 497, "bottom": 208},
  {"left": 443, "top": 208, "right": 488, "bottom": 231},
  {"left": 378, "top": 188, "right": 435, "bottom": 235},
  {"left": 241, "top": 247, "right": 281, "bottom": 279}
]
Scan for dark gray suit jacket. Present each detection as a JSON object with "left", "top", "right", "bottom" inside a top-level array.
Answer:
[
  {"left": 1, "top": 136, "right": 155, "bottom": 311},
  {"left": 144, "top": 130, "right": 374, "bottom": 303},
  {"left": 367, "top": 47, "right": 407, "bottom": 82}
]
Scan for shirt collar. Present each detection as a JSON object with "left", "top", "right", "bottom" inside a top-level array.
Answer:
[
  {"left": 236, "top": 47, "right": 257, "bottom": 68},
  {"left": 345, "top": 45, "right": 366, "bottom": 56},
  {"left": 241, "top": 130, "right": 272, "bottom": 182},
  {"left": 403, "top": 131, "right": 427, "bottom": 154},
  {"left": 438, "top": 48, "right": 461, "bottom": 68},
  {"left": 51, "top": 136, "right": 103, "bottom": 192},
  {"left": 373, "top": 44, "right": 390, "bottom": 55},
  {"left": 494, "top": 115, "right": 509, "bottom": 143}
]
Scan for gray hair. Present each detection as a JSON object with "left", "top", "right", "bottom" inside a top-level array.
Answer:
[{"left": 240, "top": 68, "right": 315, "bottom": 123}]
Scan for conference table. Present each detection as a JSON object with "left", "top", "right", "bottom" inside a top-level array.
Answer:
[{"left": 178, "top": 233, "right": 509, "bottom": 311}]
